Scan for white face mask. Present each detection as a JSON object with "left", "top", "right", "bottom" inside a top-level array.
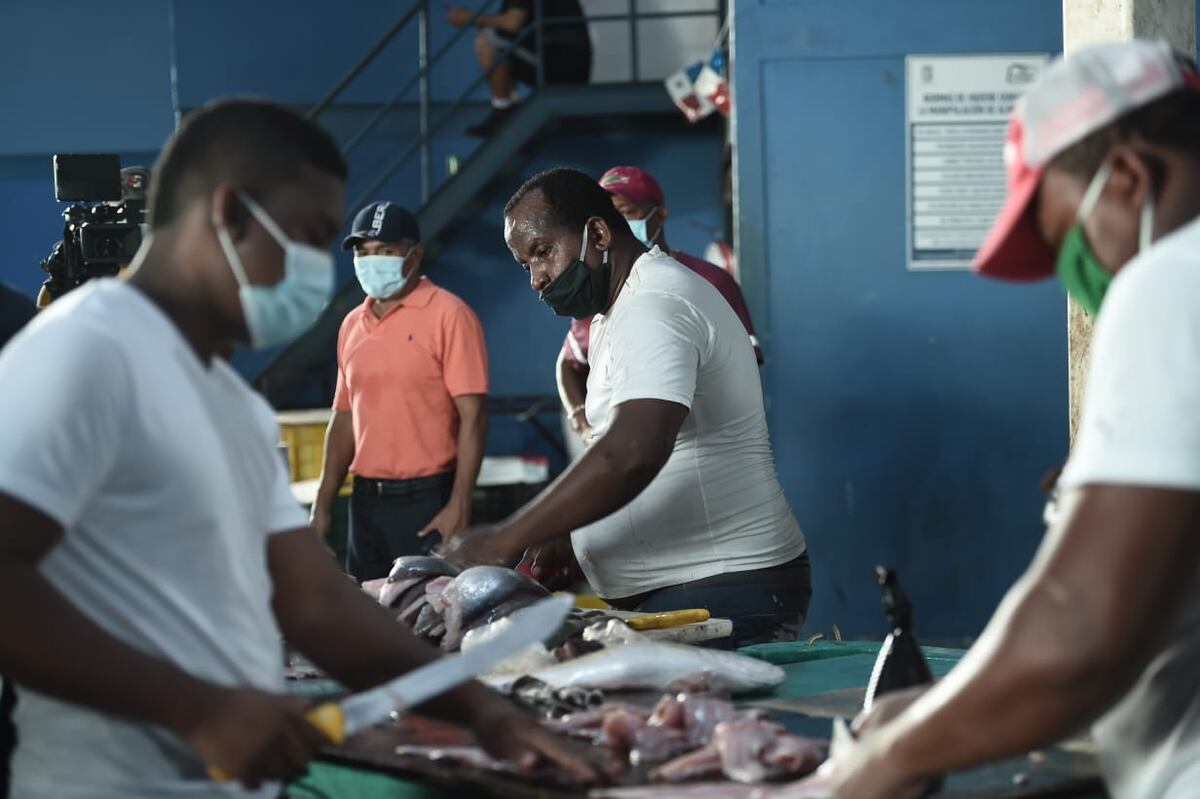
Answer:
[
  {"left": 216, "top": 192, "right": 334, "bottom": 350},
  {"left": 627, "top": 207, "right": 659, "bottom": 247},
  {"left": 354, "top": 254, "right": 415, "bottom": 299}
]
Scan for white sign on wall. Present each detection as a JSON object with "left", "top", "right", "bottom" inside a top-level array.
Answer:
[{"left": 905, "top": 54, "right": 1049, "bottom": 271}]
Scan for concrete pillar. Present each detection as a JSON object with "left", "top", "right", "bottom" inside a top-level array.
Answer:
[{"left": 1061, "top": 0, "right": 1195, "bottom": 443}]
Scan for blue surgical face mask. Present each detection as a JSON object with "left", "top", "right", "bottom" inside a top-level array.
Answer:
[
  {"left": 354, "top": 254, "right": 414, "bottom": 299},
  {"left": 216, "top": 192, "right": 334, "bottom": 349},
  {"left": 627, "top": 207, "right": 659, "bottom": 247}
]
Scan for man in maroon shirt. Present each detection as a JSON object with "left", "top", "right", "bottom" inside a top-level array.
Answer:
[{"left": 555, "top": 166, "right": 762, "bottom": 443}]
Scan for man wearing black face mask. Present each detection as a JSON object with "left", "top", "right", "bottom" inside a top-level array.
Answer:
[
  {"left": 817, "top": 41, "right": 1200, "bottom": 799},
  {"left": 0, "top": 100, "right": 595, "bottom": 798},
  {"left": 441, "top": 167, "right": 810, "bottom": 648}
]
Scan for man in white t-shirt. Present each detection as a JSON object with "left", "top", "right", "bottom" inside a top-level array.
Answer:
[
  {"left": 823, "top": 41, "right": 1200, "bottom": 799},
  {"left": 0, "top": 99, "right": 594, "bottom": 799},
  {"left": 442, "top": 167, "right": 808, "bottom": 647}
]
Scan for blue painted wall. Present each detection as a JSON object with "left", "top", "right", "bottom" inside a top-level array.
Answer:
[
  {"left": 733, "top": 0, "right": 1068, "bottom": 639},
  {"left": 0, "top": 1, "right": 722, "bottom": 473},
  {"left": 0, "top": 0, "right": 491, "bottom": 300}
]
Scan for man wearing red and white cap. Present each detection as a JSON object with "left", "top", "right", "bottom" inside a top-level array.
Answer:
[
  {"left": 556, "top": 166, "right": 761, "bottom": 445},
  {"left": 822, "top": 40, "right": 1200, "bottom": 799}
]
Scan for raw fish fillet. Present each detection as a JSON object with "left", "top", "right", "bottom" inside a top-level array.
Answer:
[
  {"left": 648, "top": 695, "right": 737, "bottom": 749},
  {"left": 363, "top": 557, "right": 462, "bottom": 640},
  {"left": 651, "top": 717, "right": 825, "bottom": 784}
]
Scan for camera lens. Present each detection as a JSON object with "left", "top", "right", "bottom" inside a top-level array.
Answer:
[{"left": 95, "top": 237, "right": 119, "bottom": 258}]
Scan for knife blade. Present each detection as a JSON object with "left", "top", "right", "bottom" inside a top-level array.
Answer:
[
  {"left": 335, "top": 594, "right": 572, "bottom": 737},
  {"left": 208, "top": 594, "right": 572, "bottom": 781}
]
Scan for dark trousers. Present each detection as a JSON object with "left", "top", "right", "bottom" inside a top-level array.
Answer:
[
  {"left": 608, "top": 551, "right": 813, "bottom": 649},
  {"left": 1, "top": 678, "right": 15, "bottom": 799},
  {"left": 347, "top": 473, "right": 455, "bottom": 581}
]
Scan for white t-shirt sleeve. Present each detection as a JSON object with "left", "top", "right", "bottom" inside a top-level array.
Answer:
[
  {"left": 247, "top": 392, "right": 309, "bottom": 535},
  {"left": 1059, "top": 256, "right": 1200, "bottom": 491},
  {"left": 0, "top": 323, "right": 130, "bottom": 527},
  {"left": 266, "top": 454, "right": 308, "bottom": 535},
  {"left": 606, "top": 291, "right": 709, "bottom": 409}
]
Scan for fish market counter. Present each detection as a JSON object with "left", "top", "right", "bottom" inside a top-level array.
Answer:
[{"left": 285, "top": 642, "right": 1106, "bottom": 799}]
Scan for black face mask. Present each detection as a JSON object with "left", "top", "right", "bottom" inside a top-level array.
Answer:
[{"left": 538, "top": 224, "right": 611, "bottom": 319}]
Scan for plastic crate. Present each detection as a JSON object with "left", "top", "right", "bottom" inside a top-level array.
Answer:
[{"left": 277, "top": 409, "right": 333, "bottom": 482}]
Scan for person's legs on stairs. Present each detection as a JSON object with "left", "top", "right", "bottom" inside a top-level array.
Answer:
[{"left": 469, "top": 30, "right": 520, "bottom": 136}]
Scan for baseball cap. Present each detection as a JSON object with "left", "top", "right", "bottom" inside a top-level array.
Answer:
[
  {"left": 599, "top": 166, "right": 665, "bottom": 207},
  {"left": 341, "top": 201, "right": 421, "bottom": 251},
  {"left": 974, "top": 39, "right": 1200, "bottom": 280}
]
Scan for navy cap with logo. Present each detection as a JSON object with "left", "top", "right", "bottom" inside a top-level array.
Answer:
[{"left": 341, "top": 201, "right": 421, "bottom": 251}]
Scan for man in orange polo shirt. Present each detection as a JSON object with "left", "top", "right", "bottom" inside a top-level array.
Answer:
[{"left": 311, "top": 202, "right": 489, "bottom": 580}]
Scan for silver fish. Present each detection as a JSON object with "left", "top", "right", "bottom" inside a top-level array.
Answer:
[
  {"left": 386, "top": 555, "right": 461, "bottom": 583},
  {"left": 523, "top": 643, "right": 786, "bottom": 696},
  {"left": 380, "top": 556, "right": 462, "bottom": 612},
  {"left": 441, "top": 566, "right": 549, "bottom": 651}
]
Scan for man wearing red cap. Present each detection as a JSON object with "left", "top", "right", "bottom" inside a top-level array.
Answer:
[
  {"left": 557, "top": 166, "right": 761, "bottom": 445},
  {"left": 444, "top": 167, "right": 809, "bottom": 648},
  {"left": 821, "top": 40, "right": 1200, "bottom": 799}
]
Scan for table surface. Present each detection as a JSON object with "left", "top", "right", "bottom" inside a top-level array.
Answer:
[{"left": 286, "top": 642, "right": 1107, "bottom": 799}]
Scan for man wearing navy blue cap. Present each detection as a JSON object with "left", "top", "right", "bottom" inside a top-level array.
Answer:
[{"left": 311, "top": 202, "right": 490, "bottom": 580}]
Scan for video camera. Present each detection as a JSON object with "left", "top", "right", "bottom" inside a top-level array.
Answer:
[{"left": 40, "top": 155, "right": 148, "bottom": 303}]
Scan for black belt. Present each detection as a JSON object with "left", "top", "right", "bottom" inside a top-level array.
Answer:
[{"left": 355, "top": 473, "right": 453, "bottom": 497}]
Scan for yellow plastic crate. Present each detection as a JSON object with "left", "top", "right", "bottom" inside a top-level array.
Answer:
[{"left": 277, "top": 409, "right": 333, "bottom": 483}]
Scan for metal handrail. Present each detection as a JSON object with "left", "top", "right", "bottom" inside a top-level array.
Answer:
[
  {"left": 330, "top": 4, "right": 719, "bottom": 162},
  {"left": 339, "top": 0, "right": 500, "bottom": 158},
  {"left": 308, "top": 0, "right": 724, "bottom": 222},
  {"left": 307, "top": 4, "right": 425, "bottom": 119},
  {"left": 346, "top": 24, "right": 543, "bottom": 216}
]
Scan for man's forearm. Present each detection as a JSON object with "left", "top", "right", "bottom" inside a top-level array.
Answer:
[
  {"left": 495, "top": 402, "right": 682, "bottom": 553},
  {"left": 500, "top": 440, "right": 649, "bottom": 551},
  {"left": 0, "top": 562, "right": 216, "bottom": 738},
  {"left": 275, "top": 534, "right": 505, "bottom": 725},
  {"left": 556, "top": 351, "right": 588, "bottom": 414},
  {"left": 875, "top": 486, "right": 1200, "bottom": 782},
  {"left": 880, "top": 574, "right": 1138, "bottom": 780},
  {"left": 450, "top": 406, "right": 487, "bottom": 508},
  {"left": 314, "top": 413, "right": 354, "bottom": 513}
]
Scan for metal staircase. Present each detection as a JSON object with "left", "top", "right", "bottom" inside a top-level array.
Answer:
[{"left": 253, "top": 0, "right": 722, "bottom": 406}]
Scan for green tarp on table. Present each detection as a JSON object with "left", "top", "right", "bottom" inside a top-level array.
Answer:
[
  {"left": 287, "top": 641, "right": 954, "bottom": 799},
  {"left": 286, "top": 641, "right": 1107, "bottom": 799}
]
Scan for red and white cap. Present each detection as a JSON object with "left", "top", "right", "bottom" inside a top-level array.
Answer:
[
  {"left": 974, "top": 39, "right": 1200, "bottom": 280},
  {"left": 598, "top": 166, "right": 665, "bottom": 207}
]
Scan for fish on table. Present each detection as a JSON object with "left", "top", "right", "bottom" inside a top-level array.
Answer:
[
  {"left": 498, "top": 641, "right": 787, "bottom": 696},
  {"left": 548, "top": 694, "right": 824, "bottom": 784}
]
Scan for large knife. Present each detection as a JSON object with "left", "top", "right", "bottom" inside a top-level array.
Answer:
[{"left": 208, "top": 594, "right": 573, "bottom": 781}]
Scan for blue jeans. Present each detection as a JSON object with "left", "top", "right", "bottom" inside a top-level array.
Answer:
[
  {"left": 608, "top": 552, "right": 813, "bottom": 649},
  {"left": 346, "top": 473, "right": 455, "bottom": 581}
]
